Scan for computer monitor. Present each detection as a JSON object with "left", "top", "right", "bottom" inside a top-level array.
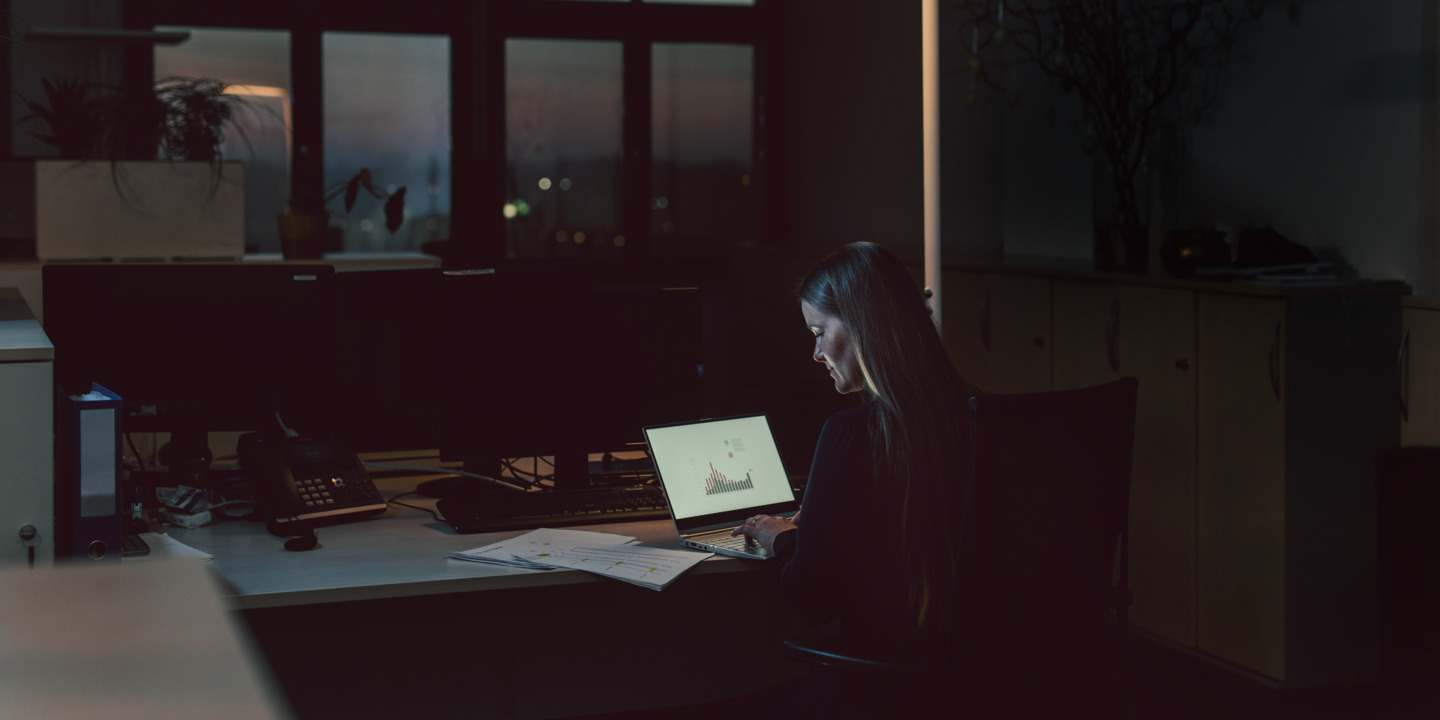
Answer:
[
  {"left": 436, "top": 261, "right": 707, "bottom": 490},
  {"left": 42, "top": 263, "right": 339, "bottom": 471},
  {"left": 329, "top": 267, "right": 446, "bottom": 452}
]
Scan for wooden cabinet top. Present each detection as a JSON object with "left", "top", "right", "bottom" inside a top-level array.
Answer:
[{"left": 944, "top": 255, "right": 1412, "bottom": 298}]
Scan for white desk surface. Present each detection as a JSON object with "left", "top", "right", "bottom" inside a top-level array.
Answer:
[
  {"left": 162, "top": 476, "right": 752, "bottom": 611},
  {"left": 0, "top": 560, "right": 290, "bottom": 720}
]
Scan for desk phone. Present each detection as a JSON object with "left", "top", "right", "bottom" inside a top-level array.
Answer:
[{"left": 237, "top": 433, "right": 387, "bottom": 527}]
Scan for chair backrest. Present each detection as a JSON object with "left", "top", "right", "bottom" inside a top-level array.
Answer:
[
  {"left": 1375, "top": 447, "right": 1440, "bottom": 717},
  {"left": 955, "top": 377, "right": 1137, "bottom": 710}
]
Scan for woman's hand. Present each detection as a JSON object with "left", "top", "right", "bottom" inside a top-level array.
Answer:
[{"left": 730, "top": 513, "right": 797, "bottom": 553}]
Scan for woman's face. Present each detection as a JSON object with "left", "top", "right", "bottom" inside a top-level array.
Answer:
[{"left": 802, "top": 301, "right": 864, "bottom": 395}]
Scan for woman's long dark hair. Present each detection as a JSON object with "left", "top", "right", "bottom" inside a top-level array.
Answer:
[{"left": 798, "top": 242, "right": 976, "bottom": 631}]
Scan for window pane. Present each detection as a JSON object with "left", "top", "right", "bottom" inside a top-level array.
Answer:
[
  {"left": 323, "top": 32, "right": 451, "bottom": 253},
  {"left": 652, "top": 43, "right": 755, "bottom": 256},
  {"left": 506, "top": 39, "right": 624, "bottom": 260},
  {"left": 155, "top": 27, "right": 290, "bottom": 254}
]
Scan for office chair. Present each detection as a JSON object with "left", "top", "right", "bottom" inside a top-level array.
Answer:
[
  {"left": 782, "top": 377, "right": 1138, "bottom": 718},
  {"left": 1376, "top": 447, "right": 1440, "bottom": 719}
]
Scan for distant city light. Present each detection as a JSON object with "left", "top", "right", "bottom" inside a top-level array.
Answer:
[
  {"left": 559, "top": 178, "right": 572, "bottom": 190},
  {"left": 614, "top": 235, "right": 626, "bottom": 247},
  {"left": 539, "top": 177, "right": 552, "bottom": 190},
  {"left": 556, "top": 230, "right": 568, "bottom": 243},
  {"left": 503, "top": 203, "right": 518, "bottom": 219},
  {"left": 429, "top": 184, "right": 441, "bottom": 196},
  {"left": 662, "top": 221, "right": 674, "bottom": 233},
  {"left": 515, "top": 200, "right": 531, "bottom": 216},
  {"left": 741, "top": 174, "right": 751, "bottom": 186},
  {"left": 385, "top": 184, "right": 398, "bottom": 194},
  {"left": 574, "top": 232, "right": 586, "bottom": 244},
  {"left": 360, "top": 219, "right": 374, "bottom": 232},
  {"left": 655, "top": 196, "right": 669, "bottom": 209}
]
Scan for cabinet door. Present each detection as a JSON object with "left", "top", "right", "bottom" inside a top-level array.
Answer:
[
  {"left": 941, "top": 270, "right": 1050, "bottom": 393},
  {"left": 1197, "top": 294, "right": 1287, "bottom": 682},
  {"left": 1053, "top": 280, "right": 1197, "bottom": 647},
  {"left": 1401, "top": 307, "right": 1440, "bottom": 446}
]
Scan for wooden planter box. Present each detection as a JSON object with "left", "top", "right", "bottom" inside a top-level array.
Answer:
[{"left": 4, "top": 160, "right": 245, "bottom": 262}]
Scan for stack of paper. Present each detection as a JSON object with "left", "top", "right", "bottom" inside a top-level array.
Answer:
[
  {"left": 449, "top": 527, "right": 636, "bottom": 569},
  {"left": 449, "top": 528, "right": 712, "bottom": 591},
  {"left": 123, "top": 533, "right": 214, "bottom": 562}
]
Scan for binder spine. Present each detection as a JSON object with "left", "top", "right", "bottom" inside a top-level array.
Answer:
[{"left": 55, "top": 382, "right": 123, "bottom": 562}]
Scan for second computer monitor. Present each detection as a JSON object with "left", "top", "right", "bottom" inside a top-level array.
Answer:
[{"left": 438, "top": 262, "right": 706, "bottom": 489}]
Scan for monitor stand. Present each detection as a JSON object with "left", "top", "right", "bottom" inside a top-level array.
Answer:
[{"left": 550, "top": 451, "right": 591, "bottom": 492}]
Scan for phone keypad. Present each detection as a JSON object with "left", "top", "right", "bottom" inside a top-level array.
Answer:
[{"left": 296, "top": 474, "right": 382, "bottom": 508}]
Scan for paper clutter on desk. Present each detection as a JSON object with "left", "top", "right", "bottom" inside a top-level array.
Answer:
[
  {"left": 448, "top": 527, "right": 712, "bottom": 590},
  {"left": 516, "top": 543, "right": 712, "bottom": 591},
  {"left": 121, "top": 533, "right": 214, "bottom": 562},
  {"left": 449, "top": 527, "right": 637, "bottom": 569}
]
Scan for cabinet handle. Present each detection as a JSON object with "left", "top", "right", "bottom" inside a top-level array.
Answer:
[
  {"left": 1268, "top": 319, "right": 1282, "bottom": 401},
  {"left": 980, "top": 290, "right": 992, "bottom": 353},
  {"left": 1399, "top": 327, "right": 1411, "bottom": 422},
  {"left": 1106, "top": 300, "right": 1120, "bottom": 374}
]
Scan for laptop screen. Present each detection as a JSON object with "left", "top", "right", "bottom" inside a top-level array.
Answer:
[{"left": 645, "top": 415, "right": 797, "bottom": 525}]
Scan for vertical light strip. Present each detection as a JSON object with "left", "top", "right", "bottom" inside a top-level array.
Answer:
[
  {"left": 1423, "top": 0, "right": 1438, "bottom": 295},
  {"left": 922, "top": 0, "right": 942, "bottom": 333}
]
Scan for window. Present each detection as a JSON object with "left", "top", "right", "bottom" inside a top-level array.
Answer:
[
  {"left": 505, "top": 39, "right": 624, "bottom": 260},
  {"left": 134, "top": 0, "right": 778, "bottom": 261},
  {"left": 652, "top": 42, "right": 756, "bottom": 256},
  {"left": 323, "top": 32, "right": 451, "bottom": 253},
  {"left": 155, "top": 27, "right": 290, "bottom": 254}
]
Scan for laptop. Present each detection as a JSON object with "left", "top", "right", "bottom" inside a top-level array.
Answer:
[{"left": 644, "top": 414, "right": 800, "bottom": 559}]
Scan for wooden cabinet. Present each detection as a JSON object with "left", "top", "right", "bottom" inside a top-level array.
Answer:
[
  {"left": 1196, "top": 294, "right": 1289, "bottom": 679},
  {"left": 1052, "top": 280, "right": 1197, "bottom": 648},
  {"left": 943, "top": 261, "right": 1404, "bottom": 687},
  {"left": 1196, "top": 292, "right": 1398, "bottom": 685},
  {"left": 940, "top": 269, "right": 1051, "bottom": 393},
  {"left": 1401, "top": 299, "right": 1440, "bottom": 445}
]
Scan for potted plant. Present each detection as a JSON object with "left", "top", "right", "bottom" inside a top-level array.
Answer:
[
  {"left": 14, "top": 74, "right": 265, "bottom": 261},
  {"left": 278, "top": 168, "right": 407, "bottom": 259},
  {"left": 955, "top": 0, "right": 1294, "bottom": 273}
]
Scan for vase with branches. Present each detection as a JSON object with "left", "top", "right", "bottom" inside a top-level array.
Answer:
[{"left": 955, "top": 0, "right": 1294, "bottom": 272}]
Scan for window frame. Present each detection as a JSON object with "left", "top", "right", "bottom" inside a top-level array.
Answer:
[{"left": 125, "top": 0, "right": 787, "bottom": 265}]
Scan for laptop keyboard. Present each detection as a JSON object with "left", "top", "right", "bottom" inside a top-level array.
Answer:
[
  {"left": 697, "top": 532, "right": 759, "bottom": 551},
  {"left": 437, "top": 484, "right": 670, "bottom": 534}
]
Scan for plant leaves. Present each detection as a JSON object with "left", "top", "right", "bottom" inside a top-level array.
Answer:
[
  {"left": 344, "top": 175, "right": 361, "bottom": 213},
  {"left": 384, "top": 188, "right": 407, "bottom": 233}
]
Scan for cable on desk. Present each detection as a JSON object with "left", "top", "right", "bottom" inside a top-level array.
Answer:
[
  {"left": 124, "top": 433, "right": 147, "bottom": 472},
  {"left": 500, "top": 458, "right": 554, "bottom": 486},
  {"left": 360, "top": 461, "right": 537, "bottom": 491},
  {"left": 384, "top": 492, "right": 445, "bottom": 523}
]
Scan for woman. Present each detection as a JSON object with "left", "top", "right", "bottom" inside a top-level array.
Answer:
[{"left": 733, "top": 241, "right": 979, "bottom": 646}]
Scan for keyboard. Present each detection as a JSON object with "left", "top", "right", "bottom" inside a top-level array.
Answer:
[
  {"left": 437, "top": 484, "right": 671, "bottom": 534},
  {"left": 121, "top": 533, "right": 150, "bottom": 557}
]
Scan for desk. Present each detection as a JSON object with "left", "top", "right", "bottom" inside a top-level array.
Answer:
[{"left": 167, "top": 474, "right": 802, "bottom": 719}]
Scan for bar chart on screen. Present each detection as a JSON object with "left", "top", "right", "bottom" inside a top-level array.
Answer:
[{"left": 702, "top": 462, "right": 755, "bottom": 495}]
